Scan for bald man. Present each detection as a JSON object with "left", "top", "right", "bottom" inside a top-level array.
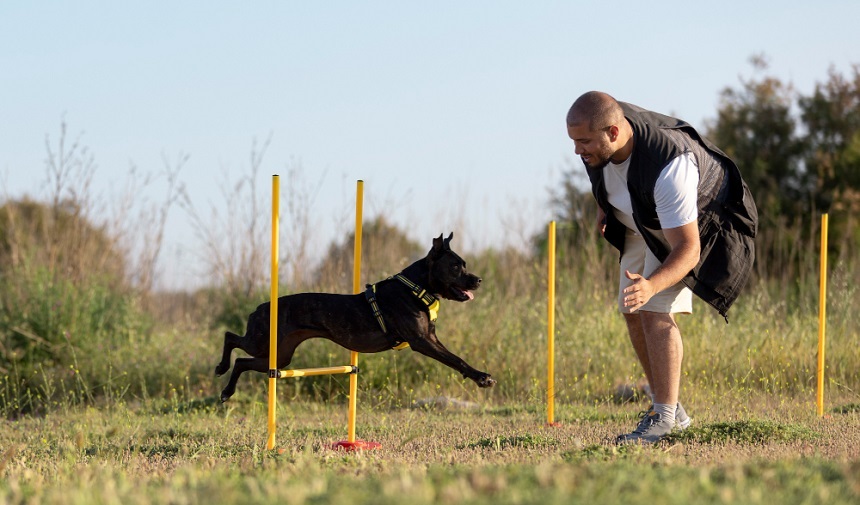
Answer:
[{"left": 566, "top": 91, "right": 757, "bottom": 444}]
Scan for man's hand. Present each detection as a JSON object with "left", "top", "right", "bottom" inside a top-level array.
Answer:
[
  {"left": 597, "top": 207, "right": 606, "bottom": 237},
  {"left": 622, "top": 269, "right": 656, "bottom": 312},
  {"left": 623, "top": 221, "right": 700, "bottom": 312}
]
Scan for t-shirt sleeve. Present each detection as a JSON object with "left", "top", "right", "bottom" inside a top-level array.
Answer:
[{"left": 654, "top": 152, "right": 699, "bottom": 229}]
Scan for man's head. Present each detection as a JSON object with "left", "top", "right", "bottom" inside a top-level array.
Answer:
[{"left": 566, "top": 91, "right": 631, "bottom": 170}]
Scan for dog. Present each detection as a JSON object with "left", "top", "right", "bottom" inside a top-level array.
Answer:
[{"left": 215, "top": 232, "right": 495, "bottom": 402}]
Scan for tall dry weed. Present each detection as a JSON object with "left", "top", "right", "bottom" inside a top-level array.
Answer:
[{"left": 0, "top": 120, "right": 188, "bottom": 414}]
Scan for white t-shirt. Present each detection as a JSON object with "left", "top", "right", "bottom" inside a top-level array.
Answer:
[{"left": 603, "top": 152, "right": 699, "bottom": 232}]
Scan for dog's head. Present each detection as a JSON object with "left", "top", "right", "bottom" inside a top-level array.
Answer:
[{"left": 426, "top": 233, "right": 481, "bottom": 302}]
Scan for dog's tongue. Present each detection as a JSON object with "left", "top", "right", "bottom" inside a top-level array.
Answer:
[{"left": 464, "top": 290, "right": 474, "bottom": 301}]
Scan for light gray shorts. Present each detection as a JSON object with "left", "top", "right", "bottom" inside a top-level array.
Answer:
[{"left": 618, "top": 228, "right": 692, "bottom": 314}]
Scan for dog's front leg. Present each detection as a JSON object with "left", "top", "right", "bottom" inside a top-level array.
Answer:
[{"left": 407, "top": 333, "right": 495, "bottom": 388}]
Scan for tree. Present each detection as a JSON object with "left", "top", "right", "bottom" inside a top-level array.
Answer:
[
  {"left": 0, "top": 198, "right": 128, "bottom": 285},
  {"left": 798, "top": 64, "right": 860, "bottom": 257},
  {"left": 546, "top": 158, "right": 610, "bottom": 259},
  {"left": 705, "top": 55, "right": 807, "bottom": 223},
  {"left": 0, "top": 198, "right": 135, "bottom": 376},
  {"left": 313, "top": 216, "right": 425, "bottom": 291},
  {"left": 798, "top": 64, "right": 860, "bottom": 208}
]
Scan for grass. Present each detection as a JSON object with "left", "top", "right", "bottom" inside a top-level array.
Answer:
[
  {"left": 1, "top": 394, "right": 859, "bottom": 504},
  {"left": 666, "top": 420, "right": 820, "bottom": 444},
  {"left": 1, "top": 245, "right": 858, "bottom": 503}
]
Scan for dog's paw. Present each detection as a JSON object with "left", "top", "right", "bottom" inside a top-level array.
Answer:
[
  {"left": 476, "top": 375, "right": 496, "bottom": 388},
  {"left": 214, "top": 362, "right": 229, "bottom": 376},
  {"left": 219, "top": 388, "right": 234, "bottom": 403}
]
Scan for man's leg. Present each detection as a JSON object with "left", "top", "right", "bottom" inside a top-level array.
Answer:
[
  {"left": 639, "top": 311, "right": 683, "bottom": 408},
  {"left": 615, "top": 230, "right": 689, "bottom": 443},
  {"left": 623, "top": 312, "right": 654, "bottom": 392},
  {"left": 616, "top": 310, "right": 686, "bottom": 444},
  {"left": 624, "top": 311, "right": 690, "bottom": 423}
]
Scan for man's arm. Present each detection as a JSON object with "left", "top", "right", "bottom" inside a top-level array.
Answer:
[
  {"left": 597, "top": 206, "right": 606, "bottom": 236},
  {"left": 622, "top": 221, "right": 700, "bottom": 311}
]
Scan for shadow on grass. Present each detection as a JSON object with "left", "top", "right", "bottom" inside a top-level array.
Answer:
[
  {"left": 562, "top": 443, "right": 645, "bottom": 461},
  {"left": 463, "top": 433, "right": 559, "bottom": 450},
  {"left": 832, "top": 403, "right": 860, "bottom": 414},
  {"left": 157, "top": 396, "right": 224, "bottom": 414},
  {"left": 665, "top": 420, "right": 820, "bottom": 444}
]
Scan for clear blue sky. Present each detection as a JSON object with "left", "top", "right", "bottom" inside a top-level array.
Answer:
[{"left": 2, "top": 2, "right": 858, "bottom": 290}]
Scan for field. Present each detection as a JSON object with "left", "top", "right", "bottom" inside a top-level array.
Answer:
[
  {"left": 2, "top": 250, "right": 860, "bottom": 504},
  {"left": 2, "top": 392, "right": 859, "bottom": 504},
  {"left": 3, "top": 273, "right": 860, "bottom": 504}
]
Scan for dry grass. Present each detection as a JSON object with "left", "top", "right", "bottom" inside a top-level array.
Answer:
[{"left": 1, "top": 394, "right": 858, "bottom": 504}]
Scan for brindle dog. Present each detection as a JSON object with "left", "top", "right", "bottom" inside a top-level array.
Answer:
[{"left": 215, "top": 233, "right": 495, "bottom": 402}]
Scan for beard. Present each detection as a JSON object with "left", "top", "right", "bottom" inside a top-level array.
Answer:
[
  {"left": 579, "top": 140, "right": 617, "bottom": 171},
  {"left": 581, "top": 154, "right": 611, "bottom": 171}
]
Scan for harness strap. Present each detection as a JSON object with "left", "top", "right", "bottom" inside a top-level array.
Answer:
[
  {"left": 394, "top": 274, "right": 440, "bottom": 321},
  {"left": 364, "top": 274, "right": 442, "bottom": 351},
  {"left": 364, "top": 283, "right": 409, "bottom": 350},
  {"left": 364, "top": 283, "right": 387, "bottom": 333}
]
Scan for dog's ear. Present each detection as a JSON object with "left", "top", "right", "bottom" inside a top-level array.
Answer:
[
  {"left": 443, "top": 232, "right": 453, "bottom": 250},
  {"left": 432, "top": 233, "right": 445, "bottom": 253}
]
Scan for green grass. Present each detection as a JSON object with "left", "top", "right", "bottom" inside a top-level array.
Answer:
[
  {"left": 1, "top": 262, "right": 858, "bottom": 504},
  {"left": 666, "top": 419, "right": 820, "bottom": 444},
  {"left": 1, "top": 396, "right": 859, "bottom": 504}
]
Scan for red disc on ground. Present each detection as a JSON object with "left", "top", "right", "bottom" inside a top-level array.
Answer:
[{"left": 332, "top": 440, "right": 382, "bottom": 451}]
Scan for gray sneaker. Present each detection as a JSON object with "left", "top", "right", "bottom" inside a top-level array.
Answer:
[
  {"left": 616, "top": 409, "right": 674, "bottom": 445},
  {"left": 675, "top": 402, "right": 692, "bottom": 430}
]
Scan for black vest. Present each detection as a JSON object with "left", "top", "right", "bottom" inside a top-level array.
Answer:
[{"left": 586, "top": 102, "right": 758, "bottom": 319}]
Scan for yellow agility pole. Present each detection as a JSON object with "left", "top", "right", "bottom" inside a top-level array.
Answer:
[
  {"left": 265, "top": 177, "right": 371, "bottom": 451},
  {"left": 817, "top": 213, "right": 829, "bottom": 417},
  {"left": 333, "top": 180, "right": 380, "bottom": 451},
  {"left": 547, "top": 221, "right": 559, "bottom": 426},
  {"left": 266, "top": 175, "right": 280, "bottom": 451},
  {"left": 348, "top": 180, "right": 363, "bottom": 443}
]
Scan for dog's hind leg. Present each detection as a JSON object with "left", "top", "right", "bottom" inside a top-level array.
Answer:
[
  {"left": 215, "top": 331, "right": 242, "bottom": 376},
  {"left": 220, "top": 356, "right": 268, "bottom": 402},
  {"left": 215, "top": 308, "right": 271, "bottom": 376},
  {"left": 218, "top": 327, "right": 310, "bottom": 402}
]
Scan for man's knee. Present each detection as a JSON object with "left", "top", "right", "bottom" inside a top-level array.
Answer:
[{"left": 638, "top": 310, "right": 679, "bottom": 334}]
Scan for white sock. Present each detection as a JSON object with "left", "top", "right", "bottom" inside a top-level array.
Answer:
[
  {"left": 652, "top": 393, "right": 687, "bottom": 421},
  {"left": 653, "top": 403, "right": 676, "bottom": 424}
]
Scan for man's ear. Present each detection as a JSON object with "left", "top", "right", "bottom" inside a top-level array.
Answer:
[{"left": 608, "top": 124, "right": 620, "bottom": 142}]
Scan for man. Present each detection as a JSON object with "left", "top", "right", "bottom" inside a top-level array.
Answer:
[{"left": 566, "top": 91, "right": 757, "bottom": 444}]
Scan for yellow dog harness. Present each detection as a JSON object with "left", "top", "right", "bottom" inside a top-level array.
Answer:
[{"left": 364, "top": 274, "right": 440, "bottom": 350}]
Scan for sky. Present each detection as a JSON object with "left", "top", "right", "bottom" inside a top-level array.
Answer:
[{"left": 2, "top": 1, "right": 859, "bottom": 290}]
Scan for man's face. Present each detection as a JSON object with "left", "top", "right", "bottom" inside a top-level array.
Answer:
[{"left": 567, "top": 123, "right": 614, "bottom": 170}]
